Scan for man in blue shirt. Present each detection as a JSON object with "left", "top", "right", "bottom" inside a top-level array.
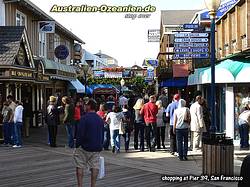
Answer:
[
  {"left": 74, "top": 99, "right": 104, "bottom": 187},
  {"left": 166, "top": 94, "right": 180, "bottom": 155}
]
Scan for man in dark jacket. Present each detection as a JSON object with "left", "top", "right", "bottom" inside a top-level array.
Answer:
[
  {"left": 74, "top": 99, "right": 104, "bottom": 187},
  {"left": 46, "top": 96, "right": 59, "bottom": 147},
  {"left": 62, "top": 96, "right": 75, "bottom": 148}
]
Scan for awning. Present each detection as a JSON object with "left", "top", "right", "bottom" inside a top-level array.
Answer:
[
  {"left": 42, "top": 58, "right": 76, "bottom": 74},
  {"left": 86, "top": 84, "right": 119, "bottom": 95},
  {"left": 188, "top": 59, "right": 245, "bottom": 85},
  {"left": 68, "top": 79, "right": 85, "bottom": 93},
  {"left": 160, "top": 78, "right": 188, "bottom": 87},
  {"left": 235, "top": 62, "right": 250, "bottom": 83}
]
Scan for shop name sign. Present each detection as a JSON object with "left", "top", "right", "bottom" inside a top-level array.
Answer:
[
  {"left": 183, "top": 24, "right": 199, "bottom": 30},
  {"left": 175, "top": 33, "right": 208, "bottom": 38},
  {"left": 11, "top": 70, "right": 33, "bottom": 78}
]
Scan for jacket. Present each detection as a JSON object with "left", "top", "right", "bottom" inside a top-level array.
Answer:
[
  {"left": 63, "top": 104, "right": 74, "bottom": 124},
  {"left": 14, "top": 105, "right": 23, "bottom": 123},
  {"left": 46, "top": 104, "right": 59, "bottom": 126},
  {"left": 140, "top": 102, "right": 158, "bottom": 124},
  {"left": 190, "top": 102, "right": 205, "bottom": 132}
]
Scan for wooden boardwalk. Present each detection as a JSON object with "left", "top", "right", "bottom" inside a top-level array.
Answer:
[{"left": 0, "top": 126, "right": 239, "bottom": 187}]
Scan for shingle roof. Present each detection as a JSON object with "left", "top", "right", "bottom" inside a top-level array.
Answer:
[
  {"left": 161, "top": 10, "right": 200, "bottom": 25},
  {"left": 0, "top": 26, "right": 24, "bottom": 66}
]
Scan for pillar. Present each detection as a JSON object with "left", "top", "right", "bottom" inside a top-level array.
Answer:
[
  {"left": 15, "top": 84, "right": 18, "bottom": 101},
  {"left": 32, "top": 85, "right": 36, "bottom": 127},
  {"left": 6, "top": 83, "right": 9, "bottom": 97},
  {"left": 225, "top": 85, "right": 234, "bottom": 139},
  {"left": 40, "top": 86, "right": 43, "bottom": 111},
  {"left": 19, "top": 84, "right": 22, "bottom": 102},
  {"left": 37, "top": 85, "right": 40, "bottom": 110}
]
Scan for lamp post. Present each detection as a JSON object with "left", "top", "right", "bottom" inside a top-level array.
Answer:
[
  {"left": 82, "top": 64, "right": 89, "bottom": 95},
  {"left": 120, "top": 78, "right": 125, "bottom": 94},
  {"left": 204, "top": 0, "right": 221, "bottom": 132}
]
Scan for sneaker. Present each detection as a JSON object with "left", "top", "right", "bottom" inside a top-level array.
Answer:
[
  {"left": 13, "top": 145, "right": 22, "bottom": 148},
  {"left": 112, "top": 146, "right": 115, "bottom": 153},
  {"left": 178, "top": 157, "right": 184, "bottom": 161},
  {"left": 183, "top": 156, "right": 188, "bottom": 161}
]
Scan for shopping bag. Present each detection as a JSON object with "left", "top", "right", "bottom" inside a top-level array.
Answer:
[{"left": 98, "top": 156, "right": 105, "bottom": 179}]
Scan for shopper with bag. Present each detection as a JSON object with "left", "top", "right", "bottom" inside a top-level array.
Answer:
[{"left": 74, "top": 99, "right": 104, "bottom": 187}]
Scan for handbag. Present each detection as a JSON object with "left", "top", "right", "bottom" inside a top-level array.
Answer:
[{"left": 98, "top": 156, "right": 105, "bottom": 179}]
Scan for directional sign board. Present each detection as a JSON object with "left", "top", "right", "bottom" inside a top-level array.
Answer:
[
  {"left": 183, "top": 24, "right": 199, "bottom": 30},
  {"left": 174, "top": 48, "right": 209, "bottom": 53},
  {"left": 173, "top": 53, "right": 209, "bottom": 59},
  {"left": 174, "top": 38, "right": 209, "bottom": 43},
  {"left": 174, "top": 43, "right": 209, "bottom": 48},
  {"left": 175, "top": 33, "right": 208, "bottom": 38}
]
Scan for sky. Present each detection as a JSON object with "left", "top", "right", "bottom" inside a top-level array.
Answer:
[{"left": 30, "top": 0, "right": 206, "bottom": 67}]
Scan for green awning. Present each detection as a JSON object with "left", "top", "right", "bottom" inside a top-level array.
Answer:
[{"left": 43, "top": 58, "right": 76, "bottom": 74}]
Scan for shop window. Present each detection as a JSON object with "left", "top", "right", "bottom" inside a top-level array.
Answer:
[
  {"left": 16, "top": 10, "right": 27, "bottom": 27},
  {"left": 54, "top": 34, "right": 60, "bottom": 61}
]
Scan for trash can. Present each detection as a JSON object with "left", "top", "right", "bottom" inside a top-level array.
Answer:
[{"left": 202, "top": 133, "right": 234, "bottom": 176}]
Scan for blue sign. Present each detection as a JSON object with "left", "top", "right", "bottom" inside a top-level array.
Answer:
[
  {"left": 174, "top": 38, "right": 209, "bottom": 43},
  {"left": 183, "top": 24, "right": 199, "bottom": 30},
  {"left": 94, "top": 71, "right": 104, "bottom": 78},
  {"left": 145, "top": 59, "right": 158, "bottom": 67},
  {"left": 201, "top": 0, "right": 238, "bottom": 20},
  {"left": 174, "top": 48, "right": 209, "bottom": 53},
  {"left": 54, "top": 45, "right": 69, "bottom": 60},
  {"left": 175, "top": 33, "right": 209, "bottom": 38},
  {"left": 173, "top": 53, "right": 209, "bottom": 59},
  {"left": 174, "top": 43, "right": 209, "bottom": 48}
]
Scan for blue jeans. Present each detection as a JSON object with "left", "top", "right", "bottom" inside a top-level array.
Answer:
[
  {"left": 3, "top": 122, "right": 11, "bottom": 144},
  {"left": 122, "top": 130, "right": 130, "bottom": 151},
  {"left": 176, "top": 128, "right": 188, "bottom": 158},
  {"left": 239, "top": 123, "right": 249, "bottom": 148},
  {"left": 14, "top": 122, "right": 23, "bottom": 146},
  {"left": 110, "top": 129, "right": 120, "bottom": 151},
  {"left": 65, "top": 123, "right": 74, "bottom": 148},
  {"left": 103, "top": 124, "right": 110, "bottom": 150}
]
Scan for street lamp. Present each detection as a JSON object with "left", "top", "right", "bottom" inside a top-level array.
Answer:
[
  {"left": 120, "top": 78, "right": 125, "bottom": 94},
  {"left": 204, "top": 0, "right": 221, "bottom": 132},
  {"left": 82, "top": 64, "right": 89, "bottom": 95}
]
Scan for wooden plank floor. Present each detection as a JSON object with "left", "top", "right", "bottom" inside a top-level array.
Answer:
[{"left": 0, "top": 126, "right": 238, "bottom": 187}]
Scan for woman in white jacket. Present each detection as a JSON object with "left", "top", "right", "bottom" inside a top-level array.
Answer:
[{"left": 13, "top": 101, "right": 24, "bottom": 148}]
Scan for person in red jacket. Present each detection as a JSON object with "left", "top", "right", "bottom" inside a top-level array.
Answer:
[
  {"left": 140, "top": 95, "right": 158, "bottom": 152},
  {"left": 74, "top": 100, "right": 81, "bottom": 140}
]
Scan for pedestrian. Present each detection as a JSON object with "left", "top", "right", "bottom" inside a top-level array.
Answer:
[
  {"left": 97, "top": 104, "right": 110, "bottom": 150},
  {"left": 173, "top": 99, "right": 191, "bottom": 161},
  {"left": 200, "top": 98, "right": 211, "bottom": 133},
  {"left": 140, "top": 95, "right": 158, "bottom": 152},
  {"left": 62, "top": 96, "right": 75, "bottom": 148},
  {"left": 133, "top": 98, "right": 145, "bottom": 151},
  {"left": 106, "top": 95, "right": 115, "bottom": 112},
  {"left": 158, "top": 89, "right": 168, "bottom": 109},
  {"left": 13, "top": 101, "right": 24, "bottom": 148},
  {"left": 74, "top": 100, "right": 81, "bottom": 140},
  {"left": 190, "top": 95, "right": 206, "bottom": 151},
  {"left": 121, "top": 105, "right": 132, "bottom": 152},
  {"left": 46, "top": 96, "right": 59, "bottom": 147},
  {"left": 106, "top": 105, "right": 124, "bottom": 154},
  {"left": 165, "top": 94, "right": 180, "bottom": 155},
  {"left": 74, "top": 99, "right": 104, "bottom": 187},
  {"left": 238, "top": 155, "right": 250, "bottom": 187},
  {"left": 156, "top": 100, "right": 166, "bottom": 149},
  {"left": 6, "top": 95, "right": 16, "bottom": 144},
  {"left": 1, "top": 101, "right": 13, "bottom": 146},
  {"left": 119, "top": 94, "right": 128, "bottom": 108},
  {"left": 238, "top": 109, "right": 250, "bottom": 149}
]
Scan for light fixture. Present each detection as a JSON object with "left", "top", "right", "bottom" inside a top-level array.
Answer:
[{"left": 204, "top": 0, "right": 221, "bottom": 18}]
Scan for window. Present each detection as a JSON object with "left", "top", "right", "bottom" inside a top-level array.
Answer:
[
  {"left": 16, "top": 10, "right": 27, "bottom": 27},
  {"left": 39, "top": 32, "right": 46, "bottom": 57},
  {"left": 54, "top": 34, "right": 60, "bottom": 61},
  {"left": 65, "top": 40, "right": 71, "bottom": 65}
]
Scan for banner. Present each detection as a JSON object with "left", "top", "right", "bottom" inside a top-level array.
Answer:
[
  {"left": 38, "top": 21, "right": 55, "bottom": 33},
  {"left": 173, "top": 64, "right": 189, "bottom": 78},
  {"left": 104, "top": 72, "right": 122, "bottom": 78}
]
